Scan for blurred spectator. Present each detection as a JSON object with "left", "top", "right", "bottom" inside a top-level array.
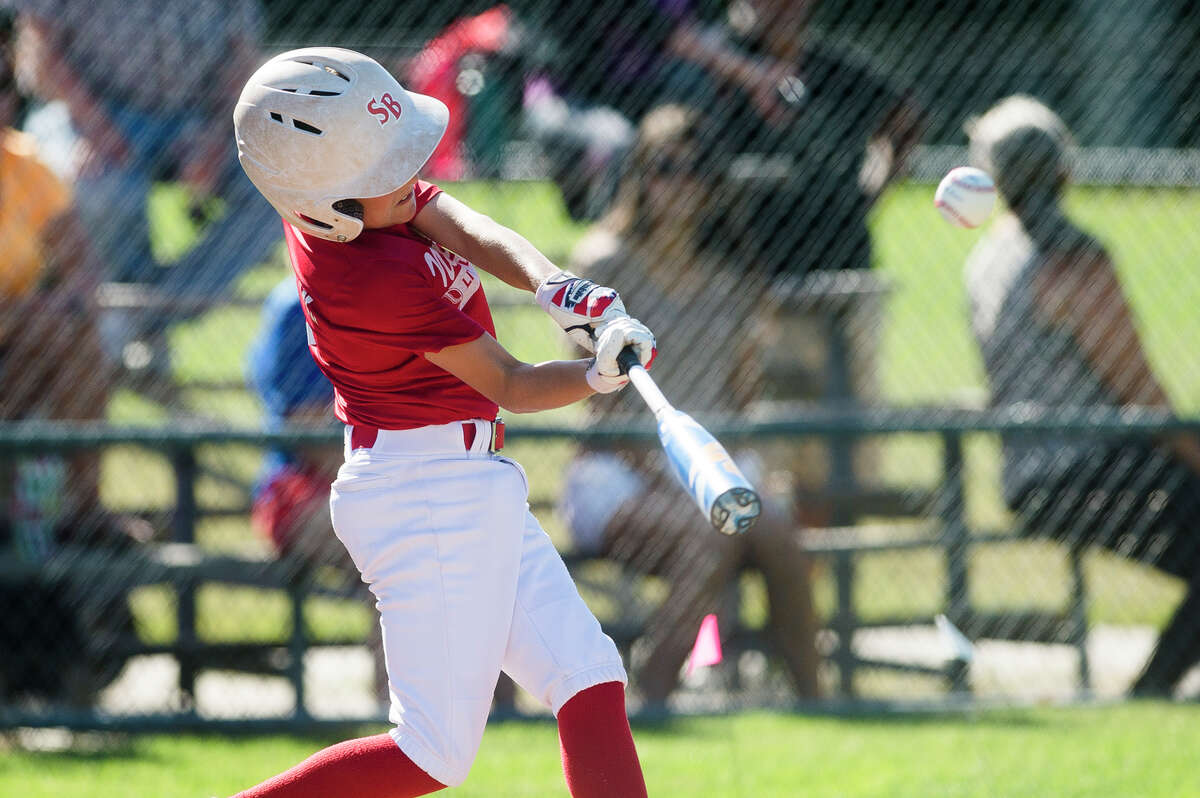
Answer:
[
  {"left": 513, "top": 0, "right": 722, "bottom": 220},
  {"left": 695, "top": 0, "right": 925, "bottom": 278},
  {"left": 964, "top": 95, "right": 1200, "bottom": 697},
  {"left": 0, "top": 10, "right": 137, "bottom": 705},
  {"left": 247, "top": 277, "right": 388, "bottom": 704},
  {"left": 11, "top": 0, "right": 281, "bottom": 370},
  {"left": 0, "top": 10, "right": 117, "bottom": 546},
  {"left": 498, "top": 0, "right": 820, "bottom": 220},
  {"left": 420, "top": 1, "right": 920, "bottom": 230},
  {"left": 247, "top": 278, "right": 341, "bottom": 568},
  {"left": 562, "top": 105, "right": 819, "bottom": 705},
  {"left": 406, "top": 4, "right": 520, "bottom": 181},
  {"left": 677, "top": 0, "right": 927, "bottom": 526}
]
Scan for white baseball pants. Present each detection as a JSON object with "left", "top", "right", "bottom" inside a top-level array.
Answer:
[{"left": 329, "top": 420, "right": 626, "bottom": 787}]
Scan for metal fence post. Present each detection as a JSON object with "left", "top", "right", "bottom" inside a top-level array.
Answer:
[
  {"left": 171, "top": 446, "right": 199, "bottom": 707},
  {"left": 289, "top": 581, "right": 310, "bottom": 722},
  {"left": 826, "top": 307, "right": 857, "bottom": 527},
  {"left": 1069, "top": 544, "right": 1091, "bottom": 693},
  {"left": 940, "top": 432, "right": 970, "bottom": 693},
  {"left": 833, "top": 549, "right": 857, "bottom": 697}
]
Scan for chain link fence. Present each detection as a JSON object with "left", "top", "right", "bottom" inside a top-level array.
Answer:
[{"left": 1, "top": 0, "right": 1198, "bottom": 728}]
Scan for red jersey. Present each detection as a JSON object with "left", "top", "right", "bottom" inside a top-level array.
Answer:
[{"left": 283, "top": 181, "right": 499, "bottom": 429}]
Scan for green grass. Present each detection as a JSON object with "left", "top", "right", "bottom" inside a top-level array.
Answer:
[{"left": 3, "top": 703, "right": 1198, "bottom": 797}]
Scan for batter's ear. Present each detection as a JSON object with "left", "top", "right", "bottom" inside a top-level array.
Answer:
[{"left": 333, "top": 199, "right": 365, "bottom": 221}]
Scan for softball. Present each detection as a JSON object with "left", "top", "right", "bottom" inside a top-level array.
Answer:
[{"left": 934, "top": 166, "right": 996, "bottom": 228}]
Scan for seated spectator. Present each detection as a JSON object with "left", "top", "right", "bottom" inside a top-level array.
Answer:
[
  {"left": 677, "top": 0, "right": 927, "bottom": 526},
  {"left": 561, "top": 105, "right": 820, "bottom": 706},
  {"left": 405, "top": 4, "right": 520, "bottom": 181},
  {"left": 0, "top": 13, "right": 137, "bottom": 704},
  {"left": 247, "top": 277, "right": 388, "bottom": 703},
  {"left": 693, "top": 0, "right": 925, "bottom": 279},
  {"left": 248, "top": 279, "right": 340, "bottom": 565},
  {"left": 964, "top": 95, "right": 1200, "bottom": 696},
  {"left": 13, "top": 0, "right": 283, "bottom": 374},
  {"left": 0, "top": 10, "right": 120, "bottom": 547}
]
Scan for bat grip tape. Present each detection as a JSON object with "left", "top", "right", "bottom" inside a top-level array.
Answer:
[
  {"left": 616, "top": 346, "right": 641, "bottom": 374},
  {"left": 618, "top": 346, "right": 670, "bottom": 417}
]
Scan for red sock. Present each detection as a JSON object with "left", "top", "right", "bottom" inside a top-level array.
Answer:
[
  {"left": 558, "top": 682, "right": 648, "bottom": 798},
  {"left": 233, "top": 733, "right": 445, "bottom": 798}
]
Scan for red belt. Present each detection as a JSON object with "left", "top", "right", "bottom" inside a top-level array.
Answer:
[
  {"left": 349, "top": 419, "right": 504, "bottom": 453},
  {"left": 349, "top": 425, "right": 378, "bottom": 451}
]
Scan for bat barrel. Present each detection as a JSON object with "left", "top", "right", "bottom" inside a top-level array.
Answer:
[
  {"left": 617, "top": 346, "right": 763, "bottom": 535},
  {"left": 657, "top": 409, "right": 762, "bottom": 536}
]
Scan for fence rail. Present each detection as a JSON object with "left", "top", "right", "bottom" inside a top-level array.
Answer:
[
  {"left": 1, "top": 406, "right": 1196, "bottom": 451},
  {"left": 2, "top": 407, "right": 1195, "bottom": 730}
]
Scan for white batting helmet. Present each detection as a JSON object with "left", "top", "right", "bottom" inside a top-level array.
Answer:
[{"left": 234, "top": 47, "right": 448, "bottom": 242}]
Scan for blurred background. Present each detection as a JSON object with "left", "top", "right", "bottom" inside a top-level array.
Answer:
[{"left": 1, "top": 0, "right": 1198, "bottom": 736}]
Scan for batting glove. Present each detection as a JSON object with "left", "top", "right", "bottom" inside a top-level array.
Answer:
[
  {"left": 586, "top": 316, "right": 656, "bottom": 393},
  {"left": 535, "top": 269, "right": 628, "bottom": 353}
]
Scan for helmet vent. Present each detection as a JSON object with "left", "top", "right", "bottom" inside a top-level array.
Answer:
[
  {"left": 294, "top": 58, "right": 351, "bottom": 82},
  {"left": 278, "top": 86, "right": 340, "bottom": 97},
  {"left": 264, "top": 109, "right": 321, "bottom": 135},
  {"left": 291, "top": 118, "right": 323, "bottom": 135},
  {"left": 298, "top": 213, "right": 333, "bottom": 230}
]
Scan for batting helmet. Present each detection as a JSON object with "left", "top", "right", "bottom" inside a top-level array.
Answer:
[{"left": 234, "top": 47, "right": 448, "bottom": 242}]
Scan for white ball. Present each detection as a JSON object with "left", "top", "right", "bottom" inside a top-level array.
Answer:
[{"left": 934, "top": 166, "right": 996, "bottom": 228}]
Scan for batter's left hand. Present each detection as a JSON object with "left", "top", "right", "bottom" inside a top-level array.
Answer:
[
  {"left": 536, "top": 269, "right": 628, "bottom": 353},
  {"left": 586, "top": 317, "right": 656, "bottom": 393}
]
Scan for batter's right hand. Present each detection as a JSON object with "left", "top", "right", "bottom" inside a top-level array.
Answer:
[
  {"left": 535, "top": 269, "right": 628, "bottom": 353},
  {"left": 585, "top": 317, "right": 656, "bottom": 393}
]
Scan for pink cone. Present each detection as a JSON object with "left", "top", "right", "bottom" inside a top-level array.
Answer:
[{"left": 687, "top": 614, "right": 723, "bottom": 676}]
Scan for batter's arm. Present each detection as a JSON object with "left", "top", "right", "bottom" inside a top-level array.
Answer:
[
  {"left": 425, "top": 333, "right": 594, "bottom": 414},
  {"left": 411, "top": 191, "right": 559, "bottom": 293},
  {"left": 427, "top": 318, "right": 652, "bottom": 412}
]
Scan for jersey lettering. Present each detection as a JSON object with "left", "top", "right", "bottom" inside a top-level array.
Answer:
[
  {"left": 443, "top": 266, "right": 479, "bottom": 310},
  {"left": 424, "top": 249, "right": 455, "bottom": 286},
  {"left": 425, "top": 244, "right": 481, "bottom": 309}
]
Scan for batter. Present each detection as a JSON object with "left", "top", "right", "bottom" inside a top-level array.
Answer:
[{"left": 229, "top": 47, "right": 655, "bottom": 797}]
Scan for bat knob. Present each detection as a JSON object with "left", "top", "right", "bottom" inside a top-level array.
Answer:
[{"left": 711, "top": 487, "right": 762, "bottom": 535}]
